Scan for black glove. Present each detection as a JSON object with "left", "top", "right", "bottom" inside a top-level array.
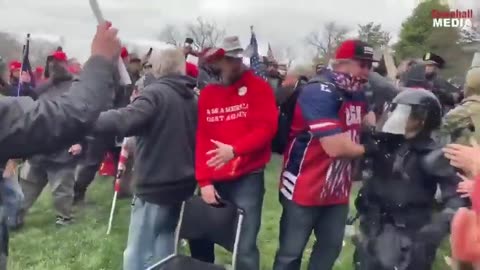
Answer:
[
  {"left": 416, "top": 222, "right": 447, "bottom": 247},
  {"left": 360, "top": 126, "right": 379, "bottom": 156},
  {"left": 362, "top": 137, "right": 379, "bottom": 157}
]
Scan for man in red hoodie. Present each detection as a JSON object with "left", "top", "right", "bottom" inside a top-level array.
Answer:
[{"left": 192, "top": 36, "right": 278, "bottom": 270}]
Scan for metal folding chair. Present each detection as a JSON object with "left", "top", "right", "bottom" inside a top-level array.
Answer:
[{"left": 146, "top": 196, "right": 244, "bottom": 270}]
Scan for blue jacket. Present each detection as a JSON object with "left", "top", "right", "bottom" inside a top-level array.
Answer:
[{"left": 8, "top": 78, "right": 37, "bottom": 99}]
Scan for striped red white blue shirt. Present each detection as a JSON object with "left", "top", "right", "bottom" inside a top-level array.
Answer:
[{"left": 280, "top": 75, "right": 367, "bottom": 206}]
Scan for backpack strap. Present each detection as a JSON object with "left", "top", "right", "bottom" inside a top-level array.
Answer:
[
  {"left": 470, "top": 112, "right": 480, "bottom": 143},
  {"left": 308, "top": 74, "right": 346, "bottom": 106}
]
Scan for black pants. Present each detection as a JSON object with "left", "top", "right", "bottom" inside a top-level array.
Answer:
[
  {"left": 74, "top": 137, "right": 119, "bottom": 197},
  {"left": 353, "top": 213, "right": 437, "bottom": 270}
]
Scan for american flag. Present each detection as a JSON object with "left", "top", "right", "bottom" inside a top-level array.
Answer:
[
  {"left": 18, "top": 33, "right": 35, "bottom": 96},
  {"left": 249, "top": 28, "right": 267, "bottom": 80}
]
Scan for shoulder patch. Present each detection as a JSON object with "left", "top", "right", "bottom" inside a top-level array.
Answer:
[{"left": 318, "top": 82, "right": 334, "bottom": 93}]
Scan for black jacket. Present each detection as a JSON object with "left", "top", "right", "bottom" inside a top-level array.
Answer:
[
  {"left": 0, "top": 56, "right": 115, "bottom": 161},
  {"left": 358, "top": 136, "right": 464, "bottom": 245},
  {"left": 93, "top": 74, "right": 198, "bottom": 205},
  {"left": 28, "top": 75, "right": 83, "bottom": 166}
]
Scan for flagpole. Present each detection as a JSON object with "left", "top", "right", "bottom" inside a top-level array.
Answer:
[{"left": 17, "top": 33, "right": 30, "bottom": 96}]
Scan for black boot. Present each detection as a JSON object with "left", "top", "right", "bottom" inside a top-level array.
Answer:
[{"left": 73, "top": 191, "right": 85, "bottom": 205}]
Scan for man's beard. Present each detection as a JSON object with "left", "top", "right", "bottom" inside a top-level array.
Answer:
[
  {"left": 425, "top": 72, "right": 436, "bottom": 80},
  {"left": 221, "top": 66, "right": 244, "bottom": 85},
  {"left": 222, "top": 72, "right": 242, "bottom": 85}
]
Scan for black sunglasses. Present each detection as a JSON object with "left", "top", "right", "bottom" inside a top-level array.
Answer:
[{"left": 359, "top": 61, "right": 373, "bottom": 69}]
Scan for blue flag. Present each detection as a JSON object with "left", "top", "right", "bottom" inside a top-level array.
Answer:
[{"left": 249, "top": 28, "right": 267, "bottom": 80}]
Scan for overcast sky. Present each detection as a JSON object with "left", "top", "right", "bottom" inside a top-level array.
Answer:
[{"left": 0, "top": 0, "right": 449, "bottom": 62}]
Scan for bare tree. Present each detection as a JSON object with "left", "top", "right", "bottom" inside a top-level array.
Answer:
[
  {"left": 29, "top": 39, "right": 58, "bottom": 67},
  {"left": 305, "top": 21, "right": 349, "bottom": 61},
  {"left": 0, "top": 32, "right": 21, "bottom": 62},
  {"left": 185, "top": 17, "right": 226, "bottom": 50},
  {"left": 158, "top": 24, "right": 183, "bottom": 47},
  {"left": 268, "top": 43, "right": 297, "bottom": 68}
]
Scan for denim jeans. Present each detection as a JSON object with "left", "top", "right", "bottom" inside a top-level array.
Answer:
[
  {"left": 123, "top": 197, "right": 182, "bottom": 270},
  {"left": 189, "top": 171, "right": 265, "bottom": 270},
  {"left": 273, "top": 196, "right": 349, "bottom": 270},
  {"left": 0, "top": 175, "right": 24, "bottom": 228},
  {"left": 0, "top": 206, "right": 7, "bottom": 270}
]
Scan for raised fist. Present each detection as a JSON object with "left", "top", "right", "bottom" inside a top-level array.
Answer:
[
  {"left": 91, "top": 21, "right": 121, "bottom": 61},
  {"left": 20, "top": 71, "right": 31, "bottom": 83}
]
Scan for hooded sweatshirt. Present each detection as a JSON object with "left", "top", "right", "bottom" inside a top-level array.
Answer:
[
  {"left": 93, "top": 74, "right": 197, "bottom": 205},
  {"left": 196, "top": 70, "right": 278, "bottom": 187}
]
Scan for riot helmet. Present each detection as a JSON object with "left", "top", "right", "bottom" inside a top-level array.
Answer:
[
  {"left": 376, "top": 89, "right": 441, "bottom": 139},
  {"left": 401, "top": 63, "right": 430, "bottom": 89}
]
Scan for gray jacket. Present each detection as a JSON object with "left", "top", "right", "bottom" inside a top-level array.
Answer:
[
  {"left": 93, "top": 74, "right": 197, "bottom": 205},
  {"left": 0, "top": 56, "right": 115, "bottom": 161}
]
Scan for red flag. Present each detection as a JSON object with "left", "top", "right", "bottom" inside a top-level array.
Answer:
[{"left": 99, "top": 152, "right": 116, "bottom": 177}]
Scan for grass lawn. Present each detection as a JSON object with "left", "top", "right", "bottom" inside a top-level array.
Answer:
[{"left": 9, "top": 155, "right": 452, "bottom": 270}]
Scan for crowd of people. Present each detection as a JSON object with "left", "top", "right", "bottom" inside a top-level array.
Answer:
[{"left": 0, "top": 21, "right": 480, "bottom": 270}]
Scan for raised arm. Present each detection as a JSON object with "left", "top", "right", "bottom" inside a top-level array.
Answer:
[
  {"left": 0, "top": 22, "right": 120, "bottom": 160},
  {"left": 93, "top": 86, "right": 160, "bottom": 137}
]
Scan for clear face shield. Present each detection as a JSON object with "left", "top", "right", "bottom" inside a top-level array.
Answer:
[{"left": 376, "top": 103, "right": 427, "bottom": 139}]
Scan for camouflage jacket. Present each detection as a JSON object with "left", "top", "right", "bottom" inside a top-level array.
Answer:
[{"left": 440, "top": 95, "right": 480, "bottom": 145}]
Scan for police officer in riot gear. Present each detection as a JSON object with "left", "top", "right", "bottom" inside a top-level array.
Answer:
[{"left": 353, "top": 89, "right": 465, "bottom": 270}]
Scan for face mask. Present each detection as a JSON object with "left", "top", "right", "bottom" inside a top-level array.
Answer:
[{"left": 332, "top": 71, "right": 366, "bottom": 92}]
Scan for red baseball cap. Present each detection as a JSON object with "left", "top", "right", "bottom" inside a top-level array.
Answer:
[
  {"left": 35, "top": 66, "right": 44, "bottom": 74},
  {"left": 121, "top": 47, "right": 129, "bottom": 59},
  {"left": 202, "top": 47, "right": 226, "bottom": 63},
  {"left": 51, "top": 51, "right": 68, "bottom": 62},
  {"left": 335, "top": 39, "right": 377, "bottom": 62},
  {"left": 9, "top": 60, "right": 21, "bottom": 71}
]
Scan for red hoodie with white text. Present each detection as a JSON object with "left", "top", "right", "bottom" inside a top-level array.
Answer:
[{"left": 195, "top": 70, "right": 278, "bottom": 187}]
